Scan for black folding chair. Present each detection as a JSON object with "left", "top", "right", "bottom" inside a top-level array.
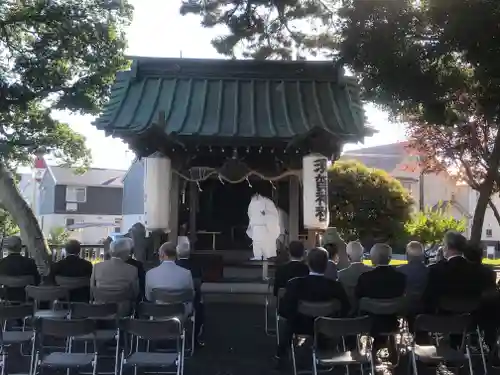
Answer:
[
  {"left": 359, "top": 297, "right": 406, "bottom": 367},
  {"left": 0, "top": 275, "right": 35, "bottom": 303},
  {"left": 70, "top": 302, "right": 120, "bottom": 374},
  {"left": 313, "top": 316, "right": 375, "bottom": 375},
  {"left": 265, "top": 277, "right": 275, "bottom": 336},
  {"left": 32, "top": 318, "right": 98, "bottom": 375},
  {"left": 152, "top": 288, "right": 195, "bottom": 356},
  {"left": 118, "top": 318, "right": 185, "bottom": 375},
  {"left": 0, "top": 304, "right": 35, "bottom": 375},
  {"left": 409, "top": 314, "right": 474, "bottom": 375},
  {"left": 91, "top": 287, "right": 135, "bottom": 317},
  {"left": 25, "top": 286, "right": 69, "bottom": 319},
  {"left": 138, "top": 302, "right": 185, "bottom": 320},
  {"left": 437, "top": 297, "right": 487, "bottom": 374},
  {"left": 291, "top": 300, "right": 343, "bottom": 375},
  {"left": 274, "top": 287, "right": 286, "bottom": 346},
  {"left": 55, "top": 276, "right": 90, "bottom": 292}
]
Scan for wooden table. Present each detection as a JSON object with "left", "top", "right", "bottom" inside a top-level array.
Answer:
[{"left": 197, "top": 231, "right": 221, "bottom": 250}]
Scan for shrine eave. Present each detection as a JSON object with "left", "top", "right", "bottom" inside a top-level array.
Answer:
[{"left": 93, "top": 57, "right": 370, "bottom": 148}]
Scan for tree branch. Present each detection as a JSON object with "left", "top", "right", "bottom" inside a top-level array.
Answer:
[{"left": 488, "top": 199, "right": 500, "bottom": 226}]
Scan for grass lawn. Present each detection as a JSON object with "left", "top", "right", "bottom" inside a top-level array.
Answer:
[{"left": 363, "top": 258, "right": 500, "bottom": 267}]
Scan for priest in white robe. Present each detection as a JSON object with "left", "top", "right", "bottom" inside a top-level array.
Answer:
[{"left": 246, "top": 194, "right": 280, "bottom": 279}]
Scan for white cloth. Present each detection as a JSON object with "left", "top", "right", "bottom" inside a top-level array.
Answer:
[
  {"left": 246, "top": 194, "right": 280, "bottom": 260},
  {"left": 177, "top": 236, "right": 190, "bottom": 250},
  {"left": 145, "top": 261, "right": 194, "bottom": 314}
]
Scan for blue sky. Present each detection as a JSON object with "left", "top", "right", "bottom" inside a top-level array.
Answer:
[{"left": 53, "top": 0, "right": 406, "bottom": 171}]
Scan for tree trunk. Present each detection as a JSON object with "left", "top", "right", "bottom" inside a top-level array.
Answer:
[
  {"left": 0, "top": 162, "right": 51, "bottom": 275},
  {"left": 470, "top": 131, "right": 500, "bottom": 245},
  {"left": 488, "top": 199, "right": 500, "bottom": 226}
]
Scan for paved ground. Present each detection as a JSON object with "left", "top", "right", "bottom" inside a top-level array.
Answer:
[{"left": 5, "top": 303, "right": 498, "bottom": 375}]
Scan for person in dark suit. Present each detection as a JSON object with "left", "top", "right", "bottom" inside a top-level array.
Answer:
[
  {"left": 50, "top": 240, "right": 92, "bottom": 302},
  {"left": 423, "top": 232, "right": 495, "bottom": 350},
  {"left": 176, "top": 240, "right": 205, "bottom": 347},
  {"left": 273, "top": 241, "right": 308, "bottom": 297},
  {"left": 356, "top": 243, "right": 406, "bottom": 358},
  {"left": 0, "top": 236, "right": 40, "bottom": 302},
  {"left": 276, "top": 247, "right": 350, "bottom": 366},
  {"left": 122, "top": 238, "right": 146, "bottom": 300},
  {"left": 324, "top": 242, "right": 339, "bottom": 281},
  {"left": 423, "top": 232, "right": 494, "bottom": 311}
]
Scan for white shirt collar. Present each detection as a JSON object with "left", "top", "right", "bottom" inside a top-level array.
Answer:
[{"left": 446, "top": 254, "right": 463, "bottom": 261}]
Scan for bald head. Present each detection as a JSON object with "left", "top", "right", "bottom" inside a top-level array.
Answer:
[
  {"left": 346, "top": 241, "right": 364, "bottom": 262},
  {"left": 406, "top": 241, "right": 424, "bottom": 262},
  {"left": 158, "top": 242, "right": 177, "bottom": 261},
  {"left": 370, "top": 243, "right": 392, "bottom": 266}
]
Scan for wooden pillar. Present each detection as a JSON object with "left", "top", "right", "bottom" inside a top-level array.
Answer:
[
  {"left": 188, "top": 182, "right": 197, "bottom": 247},
  {"left": 289, "top": 175, "right": 300, "bottom": 242},
  {"left": 169, "top": 171, "right": 180, "bottom": 244}
]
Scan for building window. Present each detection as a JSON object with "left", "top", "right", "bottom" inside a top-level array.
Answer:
[
  {"left": 65, "top": 218, "right": 75, "bottom": 227},
  {"left": 401, "top": 181, "right": 412, "bottom": 193},
  {"left": 66, "top": 186, "right": 86, "bottom": 203},
  {"left": 486, "top": 229, "right": 493, "bottom": 238}
]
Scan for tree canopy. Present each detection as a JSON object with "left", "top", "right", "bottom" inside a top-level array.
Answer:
[
  {"left": 0, "top": 0, "right": 133, "bottom": 272},
  {"left": 328, "top": 160, "right": 413, "bottom": 245},
  {"left": 182, "top": 0, "right": 500, "bottom": 244}
]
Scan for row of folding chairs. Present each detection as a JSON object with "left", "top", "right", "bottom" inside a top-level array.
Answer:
[
  {"left": 0, "top": 274, "right": 199, "bottom": 356},
  {"left": 0, "top": 301, "right": 188, "bottom": 375},
  {"left": 301, "top": 313, "right": 477, "bottom": 375},
  {"left": 264, "top": 281, "right": 488, "bottom": 374}
]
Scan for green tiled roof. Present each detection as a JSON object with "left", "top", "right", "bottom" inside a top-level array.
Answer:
[{"left": 94, "top": 58, "right": 368, "bottom": 144}]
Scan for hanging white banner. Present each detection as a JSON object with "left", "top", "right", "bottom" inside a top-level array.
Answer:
[
  {"left": 144, "top": 156, "right": 171, "bottom": 231},
  {"left": 302, "top": 154, "right": 329, "bottom": 230}
]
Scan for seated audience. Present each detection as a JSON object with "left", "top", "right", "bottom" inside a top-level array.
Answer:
[
  {"left": 273, "top": 241, "right": 308, "bottom": 297},
  {"left": 276, "top": 247, "right": 350, "bottom": 366},
  {"left": 338, "top": 241, "right": 370, "bottom": 313},
  {"left": 50, "top": 240, "right": 92, "bottom": 302},
  {"left": 356, "top": 243, "right": 406, "bottom": 358},
  {"left": 122, "top": 237, "right": 146, "bottom": 299},
  {"left": 322, "top": 227, "right": 350, "bottom": 270},
  {"left": 398, "top": 241, "right": 428, "bottom": 298},
  {"left": 145, "top": 242, "right": 194, "bottom": 310},
  {"left": 423, "top": 231, "right": 493, "bottom": 311},
  {"left": 90, "top": 238, "right": 139, "bottom": 314},
  {"left": 324, "top": 243, "right": 339, "bottom": 281},
  {"left": 176, "top": 240, "right": 205, "bottom": 347},
  {"left": 0, "top": 236, "right": 40, "bottom": 302}
]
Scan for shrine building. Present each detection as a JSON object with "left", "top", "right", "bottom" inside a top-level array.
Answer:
[{"left": 93, "top": 57, "right": 370, "bottom": 260}]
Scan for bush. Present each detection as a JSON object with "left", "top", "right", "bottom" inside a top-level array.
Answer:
[{"left": 405, "top": 205, "right": 466, "bottom": 246}]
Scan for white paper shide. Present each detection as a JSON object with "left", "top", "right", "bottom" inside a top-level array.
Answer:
[
  {"left": 144, "top": 156, "right": 171, "bottom": 231},
  {"left": 302, "top": 154, "right": 329, "bottom": 230}
]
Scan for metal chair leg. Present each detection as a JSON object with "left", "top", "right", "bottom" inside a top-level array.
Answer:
[
  {"left": 311, "top": 350, "right": 318, "bottom": 375},
  {"left": 476, "top": 327, "right": 488, "bottom": 374},
  {"left": 291, "top": 339, "right": 298, "bottom": 375},
  {"left": 466, "top": 346, "right": 475, "bottom": 375},
  {"left": 410, "top": 351, "right": 418, "bottom": 375}
]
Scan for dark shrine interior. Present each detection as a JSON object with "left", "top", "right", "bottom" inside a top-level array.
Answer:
[{"left": 179, "top": 178, "right": 292, "bottom": 251}]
